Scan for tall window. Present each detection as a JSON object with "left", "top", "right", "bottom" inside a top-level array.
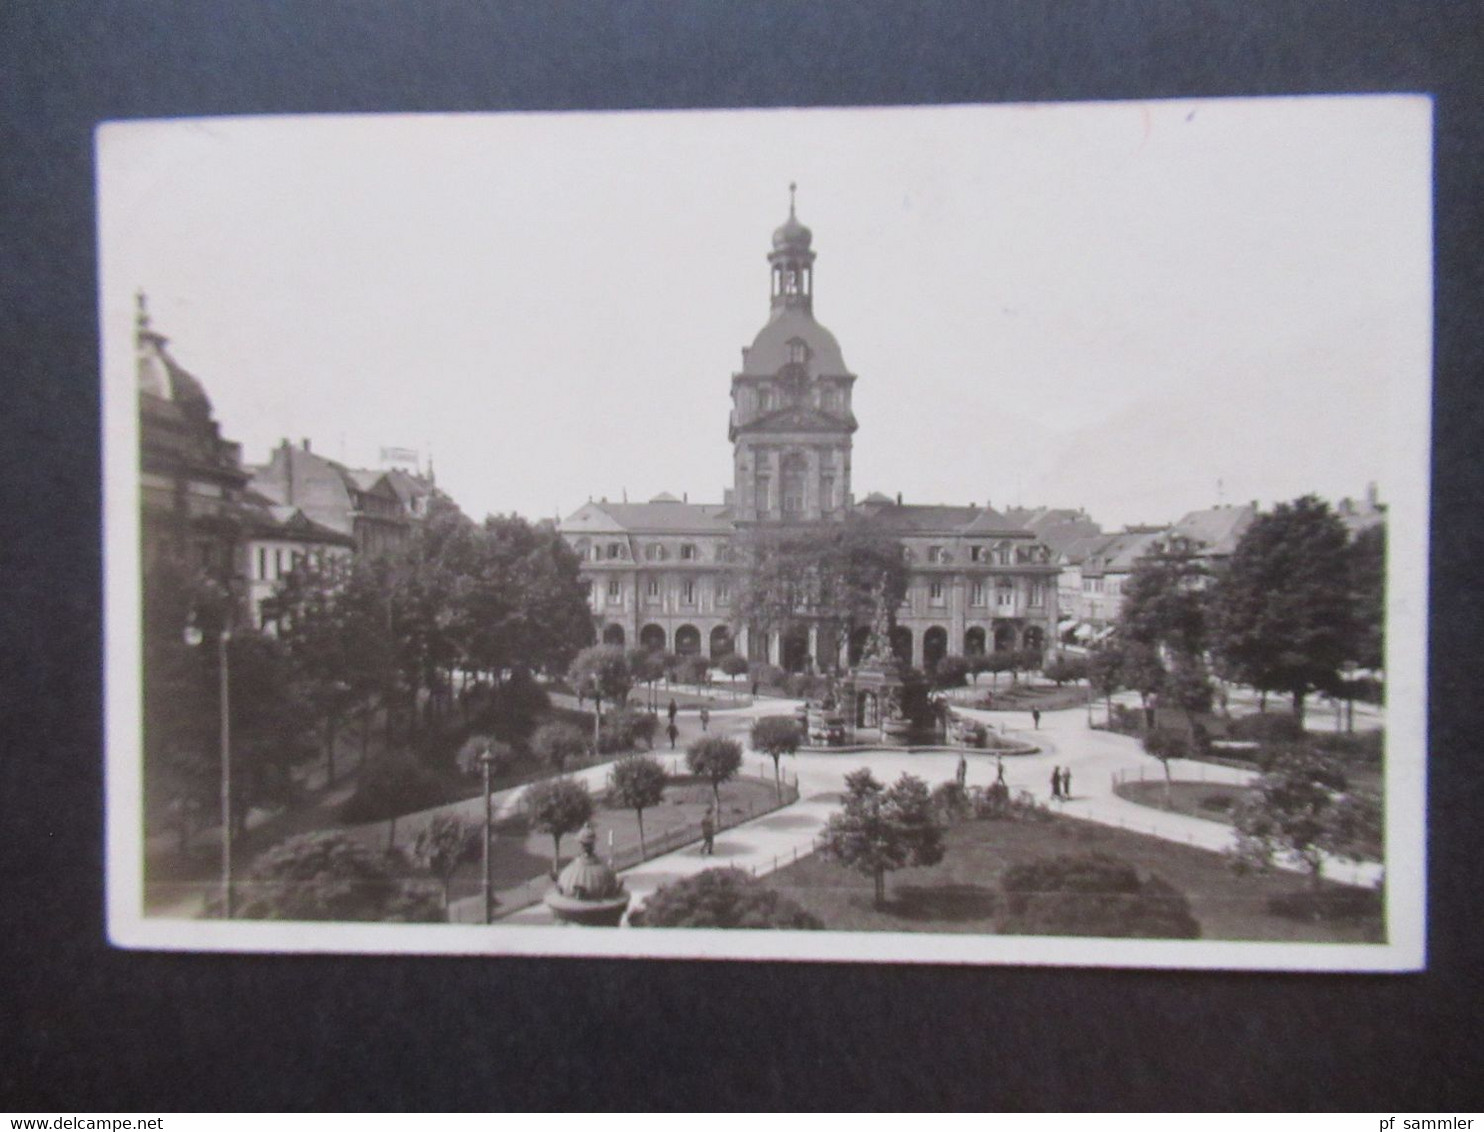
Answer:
[
  {"left": 755, "top": 474, "right": 771, "bottom": 512},
  {"left": 820, "top": 475, "right": 835, "bottom": 512},
  {"left": 257, "top": 547, "right": 267, "bottom": 579},
  {"left": 607, "top": 580, "right": 622, "bottom": 602},
  {"left": 715, "top": 582, "right": 731, "bottom": 605},
  {"left": 682, "top": 581, "right": 696, "bottom": 605},
  {"left": 970, "top": 545, "right": 985, "bottom": 562},
  {"left": 788, "top": 339, "right": 807, "bottom": 364},
  {"left": 646, "top": 579, "right": 660, "bottom": 599},
  {"left": 970, "top": 581, "right": 987, "bottom": 606},
  {"left": 680, "top": 543, "right": 697, "bottom": 560},
  {"left": 997, "top": 581, "right": 1014, "bottom": 608},
  {"left": 928, "top": 545, "right": 944, "bottom": 564},
  {"left": 645, "top": 544, "right": 663, "bottom": 561},
  {"left": 929, "top": 581, "right": 945, "bottom": 605},
  {"left": 1030, "top": 582, "right": 1046, "bottom": 607},
  {"left": 781, "top": 452, "right": 807, "bottom": 515}
]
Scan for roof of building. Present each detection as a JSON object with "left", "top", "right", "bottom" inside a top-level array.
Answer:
[
  {"left": 1081, "top": 529, "right": 1167, "bottom": 574},
  {"left": 238, "top": 488, "right": 357, "bottom": 546},
  {"left": 562, "top": 499, "right": 734, "bottom": 535},
  {"left": 1169, "top": 504, "right": 1255, "bottom": 556},
  {"left": 741, "top": 307, "right": 849, "bottom": 377},
  {"left": 853, "top": 500, "right": 1033, "bottom": 538}
]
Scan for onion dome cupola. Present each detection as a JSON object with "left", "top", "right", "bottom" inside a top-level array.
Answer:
[
  {"left": 544, "top": 824, "right": 630, "bottom": 927},
  {"left": 768, "top": 182, "right": 816, "bottom": 314}
]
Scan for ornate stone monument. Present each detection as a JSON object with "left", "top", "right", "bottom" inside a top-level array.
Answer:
[{"left": 543, "top": 824, "right": 630, "bottom": 927}]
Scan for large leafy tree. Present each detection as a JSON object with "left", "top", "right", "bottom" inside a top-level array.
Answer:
[
  {"left": 1349, "top": 522, "right": 1386, "bottom": 673},
  {"left": 737, "top": 518, "right": 907, "bottom": 671},
  {"left": 633, "top": 868, "right": 822, "bottom": 929},
  {"left": 820, "top": 769, "right": 945, "bottom": 908},
  {"left": 606, "top": 754, "right": 669, "bottom": 858},
  {"left": 1119, "top": 539, "right": 1211, "bottom": 659},
  {"left": 1211, "top": 496, "right": 1355, "bottom": 723}
]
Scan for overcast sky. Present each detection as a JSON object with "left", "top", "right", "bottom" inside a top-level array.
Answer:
[{"left": 99, "top": 96, "right": 1431, "bottom": 530}]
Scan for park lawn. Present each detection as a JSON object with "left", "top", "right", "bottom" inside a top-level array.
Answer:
[
  {"left": 441, "top": 774, "right": 784, "bottom": 909},
  {"left": 958, "top": 682, "right": 1093, "bottom": 713},
  {"left": 1114, "top": 779, "right": 1254, "bottom": 822},
  {"left": 766, "top": 812, "right": 1383, "bottom": 943}
]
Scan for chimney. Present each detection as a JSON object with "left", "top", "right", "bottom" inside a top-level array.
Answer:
[
  {"left": 302, "top": 438, "right": 311, "bottom": 452},
  {"left": 896, "top": 492, "right": 903, "bottom": 506},
  {"left": 683, "top": 492, "right": 689, "bottom": 503}
]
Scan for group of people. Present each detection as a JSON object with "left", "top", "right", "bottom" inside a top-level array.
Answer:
[
  {"left": 1049, "top": 765, "right": 1073, "bottom": 800},
  {"left": 664, "top": 699, "right": 711, "bottom": 748}
]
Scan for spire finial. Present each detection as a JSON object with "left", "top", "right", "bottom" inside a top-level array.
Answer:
[
  {"left": 135, "top": 289, "right": 150, "bottom": 330},
  {"left": 788, "top": 181, "right": 797, "bottom": 218}
]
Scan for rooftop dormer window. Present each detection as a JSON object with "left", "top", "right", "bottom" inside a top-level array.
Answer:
[{"left": 787, "top": 339, "right": 808, "bottom": 365}]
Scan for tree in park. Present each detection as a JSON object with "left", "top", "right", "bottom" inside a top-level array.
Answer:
[
  {"left": 411, "top": 814, "right": 482, "bottom": 913},
  {"left": 1043, "top": 654, "right": 1090, "bottom": 687},
  {"left": 1210, "top": 495, "right": 1356, "bottom": 724},
  {"left": 750, "top": 715, "right": 802, "bottom": 801},
  {"left": 238, "top": 831, "right": 442, "bottom": 922},
  {"left": 1086, "top": 643, "right": 1123, "bottom": 723},
  {"left": 1119, "top": 538, "right": 1211, "bottom": 660},
  {"left": 606, "top": 755, "right": 669, "bottom": 859},
  {"left": 820, "top": 769, "right": 945, "bottom": 909},
  {"left": 633, "top": 868, "right": 822, "bottom": 929},
  {"left": 1141, "top": 729, "right": 1190, "bottom": 809},
  {"left": 530, "top": 720, "right": 590, "bottom": 772},
  {"left": 686, "top": 735, "right": 744, "bottom": 817},
  {"left": 1120, "top": 639, "right": 1167, "bottom": 725},
  {"left": 1230, "top": 747, "right": 1382, "bottom": 889},
  {"left": 719, "top": 652, "right": 749, "bottom": 685},
  {"left": 567, "top": 644, "right": 633, "bottom": 749},
  {"left": 998, "top": 853, "right": 1200, "bottom": 939},
  {"left": 627, "top": 647, "right": 666, "bottom": 708},
  {"left": 523, "top": 776, "right": 595, "bottom": 877},
  {"left": 1349, "top": 522, "right": 1386, "bottom": 674}
]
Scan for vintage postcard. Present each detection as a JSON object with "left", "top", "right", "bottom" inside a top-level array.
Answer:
[{"left": 101, "top": 97, "right": 1430, "bottom": 969}]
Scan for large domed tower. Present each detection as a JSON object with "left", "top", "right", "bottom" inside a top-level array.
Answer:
[{"left": 728, "top": 186, "right": 857, "bottom": 524}]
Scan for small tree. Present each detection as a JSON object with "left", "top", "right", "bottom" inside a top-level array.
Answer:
[
  {"left": 567, "top": 644, "right": 633, "bottom": 749},
  {"left": 719, "top": 653, "right": 749, "bottom": 685},
  {"left": 455, "top": 734, "right": 514, "bottom": 779},
  {"left": 820, "top": 769, "right": 945, "bottom": 908},
  {"left": 931, "top": 655, "right": 971, "bottom": 690},
  {"left": 530, "top": 719, "right": 590, "bottom": 772},
  {"left": 1141, "top": 729, "right": 1190, "bottom": 809},
  {"left": 238, "top": 831, "right": 442, "bottom": 922},
  {"left": 1087, "top": 643, "right": 1123, "bottom": 723},
  {"left": 633, "top": 868, "right": 822, "bottom": 929},
  {"left": 686, "top": 735, "right": 744, "bottom": 817},
  {"left": 1230, "top": 748, "right": 1381, "bottom": 889},
  {"left": 411, "top": 814, "right": 482, "bottom": 912},
  {"left": 524, "top": 776, "right": 595, "bottom": 876},
  {"left": 607, "top": 754, "right": 668, "bottom": 858},
  {"left": 750, "top": 715, "right": 802, "bottom": 801},
  {"left": 1043, "top": 655, "right": 1089, "bottom": 687}
]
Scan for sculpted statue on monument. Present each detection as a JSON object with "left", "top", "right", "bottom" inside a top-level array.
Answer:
[{"left": 860, "top": 576, "right": 894, "bottom": 665}]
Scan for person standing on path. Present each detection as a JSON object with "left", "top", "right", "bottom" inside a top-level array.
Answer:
[
  {"left": 1061, "top": 767, "right": 1072, "bottom": 798},
  {"left": 700, "top": 807, "right": 715, "bottom": 856},
  {"left": 1050, "top": 766, "right": 1062, "bottom": 799},
  {"left": 1032, "top": 708, "right": 1041, "bottom": 729},
  {"left": 699, "top": 706, "right": 710, "bottom": 732},
  {"left": 667, "top": 720, "right": 679, "bottom": 749},
  {"left": 996, "top": 756, "right": 1006, "bottom": 784},
  {"left": 667, "top": 698, "right": 678, "bottom": 725},
  {"left": 956, "top": 753, "right": 968, "bottom": 788}
]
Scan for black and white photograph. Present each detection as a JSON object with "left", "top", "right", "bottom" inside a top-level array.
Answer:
[{"left": 101, "top": 96, "right": 1429, "bottom": 969}]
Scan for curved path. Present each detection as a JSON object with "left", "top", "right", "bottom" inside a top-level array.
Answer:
[{"left": 503, "top": 695, "right": 1382, "bottom": 925}]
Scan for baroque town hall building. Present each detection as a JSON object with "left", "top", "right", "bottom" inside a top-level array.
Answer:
[{"left": 560, "top": 194, "right": 1060, "bottom": 673}]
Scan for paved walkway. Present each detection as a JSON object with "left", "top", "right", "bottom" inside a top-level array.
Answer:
[{"left": 504, "top": 694, "right": 1383, "bottom": 924}]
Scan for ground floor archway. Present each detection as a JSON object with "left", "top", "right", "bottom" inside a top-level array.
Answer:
[
  {"left": 890, "top": 626, "right": 913, "bottom": 667},
  {"left": 964, "top": 626, "right": 987, "bottom": 656},
  {"left": 674, "top": 624, "right": 701, "bottom": 655},
  {"left": 639, "top": 623, "right": 666, "bottom": 653},
  {"left": 709, "top": 625, "right": 733, "bottom": 658},
  {"left": 602, "top": 623, "right": 626, "bottom": 646},
  {"left": 923, "top": 625, "right": 949, "bottom": 670},
  {"left": 781, "top": 625, "right": 810, "bottom": 672},
  {"left": 994, "top": 622, "right": 1018, "bottom": 652},
  {"left": 1023, "top": 624, "right": 1045, "bottom": 656}
]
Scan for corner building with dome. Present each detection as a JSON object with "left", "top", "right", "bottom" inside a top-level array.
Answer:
[{"left": 559, "top": 194, "right": 1060, "bottom": 673}]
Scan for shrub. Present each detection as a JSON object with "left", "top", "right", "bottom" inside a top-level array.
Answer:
[
  {"left": 632, "top": 868, "right": 822, "bottom": 929},
  {"left": 998, "top": 852, "right": 1200, "bottom": 938},
  {"left": 1228, "top": 712, "right": 1305, "bottom": 744},
  {"left": 598, "top": 707, "right": 658, "bottom": 754},
  {"left": 751, "top": 663, "right": 786, "bottom": 690},
  {"left": 339, "top": 757, "right": 451, "bottom": 825},
  {"left": 718, "top": 653, "right": 750, "bottom": 679},
  {"left": 930, "top": 780, "right": 971, "bottom": 822},
  {"left": 1199, "top": 792, "right": 1235, "bottom": 813},
  {"left": 531, "top": 720, "right": 591, "bottom": 770},
  {"left": 1310, "top": 729, "right": 1384, "bottom": 765},
  {"left": 931, "top": 655, "right": 971, "bottom": 689},
  {"left": 239, "top": 831, "right": 443, "bottom": 922},
  {"left": 1043, "top": 655, "right": 1090, "bottom": 686},
  {"left": 1142, "top": 728, "right": 1190, "bottom": 762},
  {"left": 455, "top": 735, "right": 515, "bottom": 780}
]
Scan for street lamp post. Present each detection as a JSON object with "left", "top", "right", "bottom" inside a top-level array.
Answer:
[
  {"left": 477, "top": 746, "right": 496, "bottom": 924},
  {"left": 185, "top": 584, "right": 238, "bottom": 919}
]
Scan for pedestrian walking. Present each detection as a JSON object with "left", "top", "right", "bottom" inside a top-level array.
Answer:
[
  {"left": 1050, "top": 766, "right": 1062, "bottom": 799},
  {"left": 700, "top": 807, "right": 715, "bottom": 856},
  {"left": 699, "top": 706, "right": 710, "bottom": 732},
  {"left": 956, "top": 753, "right": 967, "bottom": 788},
  {"left": 667, "top": 698, "right": 678, "bottom": 724},
  {"left": 666, "top": 720, "right": 679, "bottom": 749},
  {"left": 996, "top": 756, "right": 1006, "bottom": 784},
  {"left": 1061, "top": 767, "right": 1072, "bottom": 798},
  {"left": 1032, "top": 708, "right": 1041, "bottom": 730}
]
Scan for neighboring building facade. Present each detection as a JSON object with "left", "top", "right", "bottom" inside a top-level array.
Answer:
[
  {"left": 239, "top": 489, "right": 357, "bottom": 628},
  {"left": 558, "top": 197, "right": 1061, "bottom": 672},
  {"left": 136, "top": 293, "right": 249, "bottom": 585}
]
